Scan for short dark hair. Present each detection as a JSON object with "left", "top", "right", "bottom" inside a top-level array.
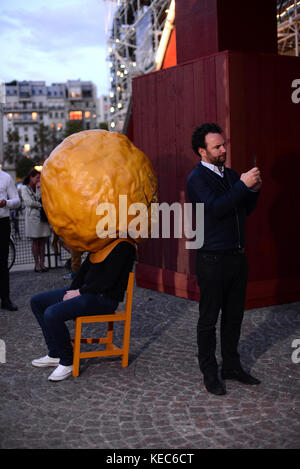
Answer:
[
  {"left": 23, "top": 168, "right": 40, "bottom": 186},
  {"left": 191, "top": 123, "right": 223, "bottom": 157}
]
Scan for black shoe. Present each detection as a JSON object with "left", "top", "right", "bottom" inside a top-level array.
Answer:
[
  {"left": 204, "top": 374, "right": 226, "bottom": 396},
  {"left": 221, "top": 368, "right": 261, "bottom": 385},
  {"left": 1, "top": 298, "right": 18, "bottom": 311}
]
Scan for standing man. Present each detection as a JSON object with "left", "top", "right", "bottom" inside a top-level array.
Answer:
[
  {"left": 186, "top": 123, "right": 262, "bottom": 396},
  {"left": 0, "top": 168, "right": 20, "bottom": 311}
]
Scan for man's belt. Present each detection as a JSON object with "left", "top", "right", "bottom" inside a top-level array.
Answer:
[{"left": 200, "top": 247, "right": 245, "bottom": 256}]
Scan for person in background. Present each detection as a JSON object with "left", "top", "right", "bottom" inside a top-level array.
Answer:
[
  {"left": 63, "top": 250, "right": 83, "bottom": 280},
  {"left": 52, "top": 233, "right": 83, "bottom": 278},
  {"left": 21, "top": 169, "right": 50, "bottom": 273},
  {"left": 0, "top": 168, "right": 20, "bottom": 311}
]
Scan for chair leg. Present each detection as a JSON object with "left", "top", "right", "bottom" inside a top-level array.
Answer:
[
  {"left": 122, "top": 316, "right": 131, "bottom": 367},
  {"left": 72, "top": 318, "right": 82, "bottom": 377},
  {"left": 105, "top": 321, "right": 114, "bottom": 351}
]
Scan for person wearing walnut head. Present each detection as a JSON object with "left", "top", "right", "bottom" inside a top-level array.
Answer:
[{"left": 186, "top": 123, "right": 262, "bottom": 396}]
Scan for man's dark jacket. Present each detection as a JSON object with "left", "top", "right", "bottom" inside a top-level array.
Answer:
[{"left": 186, "top": 162, "right": 259, "bottom": 251}]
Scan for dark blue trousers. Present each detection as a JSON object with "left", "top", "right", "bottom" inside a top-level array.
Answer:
[
  {"left": 196, "top": 251, "right": 248, "bottom": 376},
  {"left": 31, "top": 288, "right": 118, "bottom": 365}
]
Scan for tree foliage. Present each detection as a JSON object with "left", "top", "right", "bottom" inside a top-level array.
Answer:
[{"left": 3, "top": 129, "right": 22, "bottom": 166}]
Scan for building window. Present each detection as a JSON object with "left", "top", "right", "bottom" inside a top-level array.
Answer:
[
  {"left": 85, "top": 111, "right": 91, "bottom": 119},
  {"left": 24, "top": 144, "right": 30, "bottom": 153},
  {"left": 69, "top": 111, "right": 82, "bottom": 120},
  {"left": 32, "top": 112, "right": 38, "bottom": 120},
  {"left": 7, "top": 113, "right": 13, "bottom": 120}
]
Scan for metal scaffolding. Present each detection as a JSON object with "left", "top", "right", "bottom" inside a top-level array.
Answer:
[
  {"left": 104, "top": 0, "right": 171, "bottom": 133},
  {"left": 277, "top": 0, "right": 300, "bottom": 56},
  {"left": 104, "top": 0, "right": 300, "bottom": 134}
]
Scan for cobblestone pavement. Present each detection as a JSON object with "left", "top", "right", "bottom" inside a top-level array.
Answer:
[{"left": 0, "top": 267, "right": 300, "bottom": 449}]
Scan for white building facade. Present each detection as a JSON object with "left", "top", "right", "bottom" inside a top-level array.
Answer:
[{"left": 2, "top": 79, "right": 98, "bottom": 169}]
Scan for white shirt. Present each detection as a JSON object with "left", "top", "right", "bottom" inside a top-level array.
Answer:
[
  {"left": 201, "top": 161, "right": 224, "bottom": 177},
  {"left": 201, "top": 161, "right": 258, "bottom": 192},
  {"left": 0, "top": 170, "right": 20, "bottom": 218}
]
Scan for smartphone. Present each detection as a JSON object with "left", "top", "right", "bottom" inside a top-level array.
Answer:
[{"left": 253, "top": 154, "right": 257, "bottom": 167}]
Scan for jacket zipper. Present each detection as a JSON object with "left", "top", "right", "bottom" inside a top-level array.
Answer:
[
  {"left": 224, "top": 168, "right": 241, "bottom": 248},
  {"left": 235, "top": 209, "right": 241, "bottom": 248}
]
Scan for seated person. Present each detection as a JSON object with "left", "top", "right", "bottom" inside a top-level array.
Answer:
[{"left": 30, "top": 240, "right": 136, "bottom": 381}]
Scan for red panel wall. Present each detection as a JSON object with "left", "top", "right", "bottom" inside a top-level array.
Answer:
[
  {"left": 132, "top": 51, "right": 300, "bottom": 308},
  {"left": 227, "top": 52, "right": 300, "bottom": 307},
  {"left": 133, "top": 52, "right": 230, "bottom": 299},
  {"left": 175, "top": 0, "right": 277, "bottom": 64}
]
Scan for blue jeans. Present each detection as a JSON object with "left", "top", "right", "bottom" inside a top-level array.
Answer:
[{"left": 30, "top": 288, "right": 119, "bottom": 366}]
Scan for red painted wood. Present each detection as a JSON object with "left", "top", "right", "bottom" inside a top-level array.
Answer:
[
  {"left": 132, "top": 50, "right": 300, "bottom": 309},
  {"left": 135, "top": 263, "right": 300, "bottom": 310},
  {"left": 176, "top": 0, "right": 218, "bottom": 63},
  {"left": 217, "top": 0, "right": 278, "bottom": 55},
  {"left": 228, "top": 52, "right": 300, "bottom": 288},
  {"left": 175, "top": 0, "right": 277, "bottom": 64},
  {"left": 156, "top": 68, "right": 178, "bottom": 273}
]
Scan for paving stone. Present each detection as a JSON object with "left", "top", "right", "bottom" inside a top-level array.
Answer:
[{"left": 0, "top": 268, "right": 300, "bottom": 449}]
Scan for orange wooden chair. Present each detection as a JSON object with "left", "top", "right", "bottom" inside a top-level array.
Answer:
[{"left": 72, "top": 272, "right": 134, "bottom": 377}]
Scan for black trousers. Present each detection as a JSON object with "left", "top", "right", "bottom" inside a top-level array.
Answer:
[
  {"left": 0, "top": 217, "right": 11, "bottom": 300},
  {"left": 196, "top": 250, "right": 248, "bottom": 376}
]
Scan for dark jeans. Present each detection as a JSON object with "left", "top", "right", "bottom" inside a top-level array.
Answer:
[
  {"left": 30, "top": 288, "right": 119, "bottom": 366},
  {"left": 0, "top": 217, "right": 10, "bottom": 300},
  {"left": 196, "top": 251, "right": 248, "bottom": 376}
]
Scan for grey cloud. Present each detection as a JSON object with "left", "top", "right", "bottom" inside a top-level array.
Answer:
[{"left": 1, "top": 0, "right": 108, "bottom": 52}]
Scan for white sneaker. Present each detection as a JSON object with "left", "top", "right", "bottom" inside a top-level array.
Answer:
[
  {"left": 48, "top": 364, "right": 73, "bottom": 381},
  {"left": 32, "top": 355, "right": 60, "bottom": 368}
]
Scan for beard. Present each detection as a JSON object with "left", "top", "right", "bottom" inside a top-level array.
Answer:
[
  {"left": 216, "top": 153, "right": 226, "bottom": 166},
  {"left": 205, "top": 152, "right": 226, "bottom": 167}
]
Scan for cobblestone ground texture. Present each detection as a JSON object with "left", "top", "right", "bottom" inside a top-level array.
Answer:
[{"left": 0, "top": 268, "right": 299, "bottom": 449}]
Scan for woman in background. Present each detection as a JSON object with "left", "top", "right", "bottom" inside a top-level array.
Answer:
[{"left": 21, "top": 168, "right": 50, "bottom": 272}]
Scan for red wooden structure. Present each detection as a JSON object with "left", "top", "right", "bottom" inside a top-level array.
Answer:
[{"left": 132, "top": 0, "right": 300, "bottom": 309}]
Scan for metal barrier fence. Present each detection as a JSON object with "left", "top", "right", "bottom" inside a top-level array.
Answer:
[{"left": 10, "top": 215, "right": 71, "bottom": 269}]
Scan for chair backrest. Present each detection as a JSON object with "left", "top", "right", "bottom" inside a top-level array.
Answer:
[{"left": 125, "top": 272, "right": 134, "bottom": 315}]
